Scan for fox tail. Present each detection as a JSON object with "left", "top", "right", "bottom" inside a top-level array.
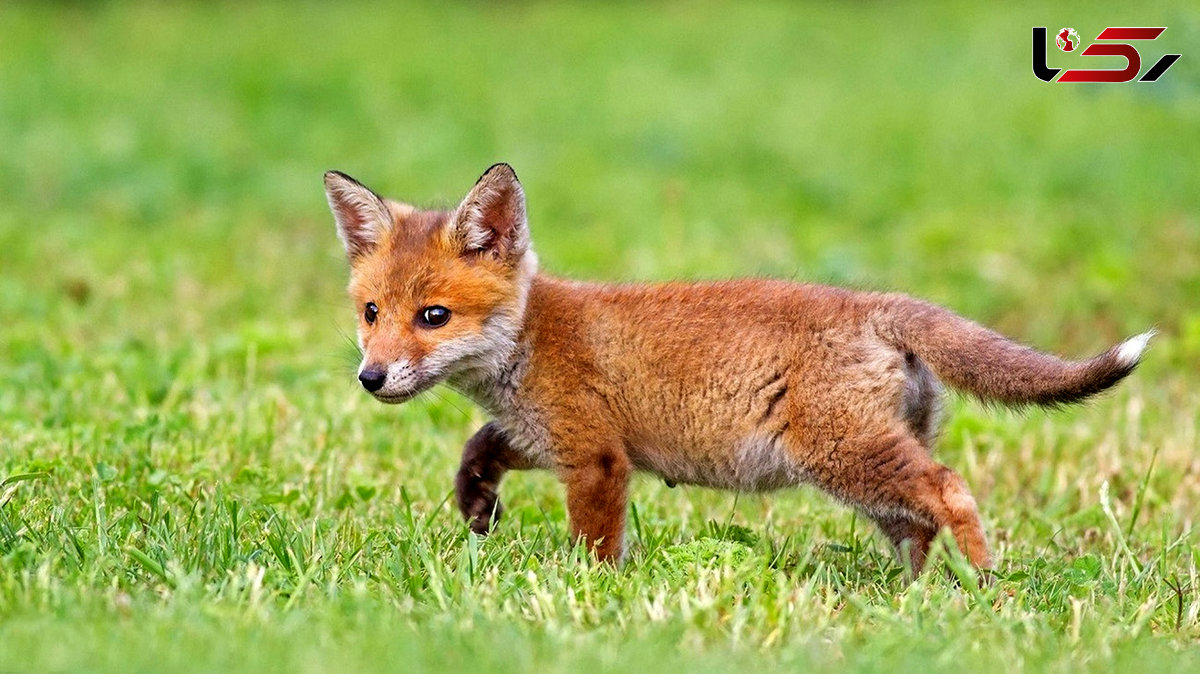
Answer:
[{"left": 877, "top": 295, "right": 1151, "bottom": 407}]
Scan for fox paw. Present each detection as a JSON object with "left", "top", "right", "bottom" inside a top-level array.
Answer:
[{"left": 455, "top": 470, "right": 504, "bottom": 535}]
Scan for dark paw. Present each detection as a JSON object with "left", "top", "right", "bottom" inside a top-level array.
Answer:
[{"left": 455, "top": 471, "right": 503, "bottom": 535}]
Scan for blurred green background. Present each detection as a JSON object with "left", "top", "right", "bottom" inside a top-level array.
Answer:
[
  {"left": 1, "top": 2, "right": 1198, "bottom": 672},
  {"left": 3, "top": 1, "right": 1198, "bottom": 355}
]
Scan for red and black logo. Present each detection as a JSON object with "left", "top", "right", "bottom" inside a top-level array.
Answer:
[{"left": 1033, "top": 26, "right": 1181, "bottom": 83}]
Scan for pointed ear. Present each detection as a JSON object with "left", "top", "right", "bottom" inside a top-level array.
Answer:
[
  {"left": 447, "top": 163, "right": 529, "bottom": 262},
  {"left": 324, "top": 171, "right": 392, "bottom": 261}
]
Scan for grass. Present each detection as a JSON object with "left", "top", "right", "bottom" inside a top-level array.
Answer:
[{"left": 1, "top": 1, "right": 1199, "bottom": 671}]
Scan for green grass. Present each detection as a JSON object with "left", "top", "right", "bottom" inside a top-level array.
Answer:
[{"left": 2, "top": 1, "right": 1199, "bottom": 671}]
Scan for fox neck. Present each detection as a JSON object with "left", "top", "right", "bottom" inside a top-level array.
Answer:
[{"left": 445, "top": 251, "right": 539, "bottom": 413}]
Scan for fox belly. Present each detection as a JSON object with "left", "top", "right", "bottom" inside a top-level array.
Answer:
[{"left": 628, "top": 432, "right": 808, "bottom": 491}]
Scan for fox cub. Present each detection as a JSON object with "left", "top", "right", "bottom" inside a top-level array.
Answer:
[{"left": 325, "top": 163, "right": 1150, "bottom": 572}]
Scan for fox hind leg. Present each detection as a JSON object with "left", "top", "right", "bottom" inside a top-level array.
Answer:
[{"left": 816, "top": 432, "right": 991, "bottom": 572}]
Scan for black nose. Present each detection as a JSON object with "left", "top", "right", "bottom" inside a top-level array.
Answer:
[{"left": 358, "top": 368, "right": 386, "bottom": 392}]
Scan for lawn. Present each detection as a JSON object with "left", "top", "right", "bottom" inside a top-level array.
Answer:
[{"left": 1, "top": 1, "right": 1199, "bottom": 672}]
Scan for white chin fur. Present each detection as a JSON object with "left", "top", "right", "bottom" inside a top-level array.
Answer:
[{"left": 1115, "top": 330, "right": 1156, "bottom": 366}]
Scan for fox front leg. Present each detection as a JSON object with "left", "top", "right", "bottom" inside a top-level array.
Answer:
[
  {"left": 454, "top": 422, "right": 533, "bottom": 535},
  {"left": 561, "top": 449, "right": 632, "bottom": 563}
]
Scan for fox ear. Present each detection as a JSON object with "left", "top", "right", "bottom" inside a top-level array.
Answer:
[
  {"left": 448, "top": 163, "right": 529, "bottom": 262},
  {"left": 324, "top": 171, "right": 391, "bottom": 261}
]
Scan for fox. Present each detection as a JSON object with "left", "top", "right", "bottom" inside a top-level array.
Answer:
[{"left": 324, "top": 163, "right": 1152, "bottom": 573}]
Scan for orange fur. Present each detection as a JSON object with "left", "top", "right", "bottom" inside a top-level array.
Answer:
[{"left": 325, "top": 164, "right": 1149, "bottom": 573}]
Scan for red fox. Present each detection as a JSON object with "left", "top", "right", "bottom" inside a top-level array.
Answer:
[{"left": 325, "top": 163, "right": 1151, "bottom": 572}]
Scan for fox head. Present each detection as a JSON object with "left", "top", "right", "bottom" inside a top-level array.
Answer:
[{"left": 325, "top": 163, "right": 537, "bottom": 403}]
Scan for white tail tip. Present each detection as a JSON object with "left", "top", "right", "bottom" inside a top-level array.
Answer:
[{"left": 1115, "top": 329, "right": 1156, "bottom": 366}]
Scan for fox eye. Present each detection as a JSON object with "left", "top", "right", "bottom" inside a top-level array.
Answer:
[
  {"left": 363, "top": 302, "right": 378, "bottom": 325},
  {"left": 419, "top": 305, "right": 451, "bottom": 328}
]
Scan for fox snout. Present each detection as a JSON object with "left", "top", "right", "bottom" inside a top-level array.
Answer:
[{"left": 355, "top": 359, "right": 429, "bottom": 403}]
